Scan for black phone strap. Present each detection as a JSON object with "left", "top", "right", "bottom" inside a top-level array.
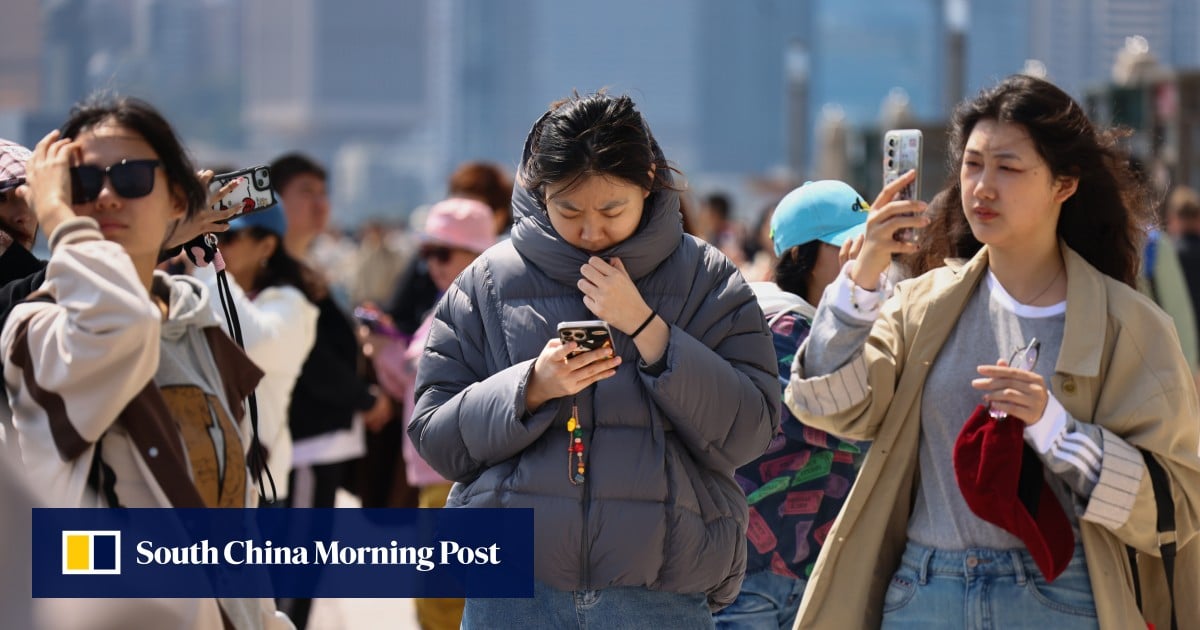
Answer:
[{"left": 189, "top": 234, "right": 277, "bottom": 504}]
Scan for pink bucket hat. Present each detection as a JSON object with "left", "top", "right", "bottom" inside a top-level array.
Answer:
[{"left": 421, "top": 197, "right": 496, "bottom": 253}]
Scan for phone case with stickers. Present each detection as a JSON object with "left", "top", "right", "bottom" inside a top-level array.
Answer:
[{"left": 209, "top": 165, "right": 277, "bottom": 219}]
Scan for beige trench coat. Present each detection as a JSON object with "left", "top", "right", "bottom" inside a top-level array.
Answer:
[{"left": 785, "top": 244, "right": 1200, "bottom": 629}]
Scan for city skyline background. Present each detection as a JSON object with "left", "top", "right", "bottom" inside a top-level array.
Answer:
[{"left": 2, "top": 0, "right": 1197, "bottom": 226}]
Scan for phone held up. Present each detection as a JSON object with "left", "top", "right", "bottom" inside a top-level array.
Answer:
[
  {"left": 353, "top": 305, "right": 403, "bottom": 340},
  {"left": 883, "top": 129, "right": 923, "bottom": 244},
  {"left": 557, "top": 320, "right": 613, "bottom": 357},
  {"left": 209, "top": 165, "right": 277, "bottom": 220}
]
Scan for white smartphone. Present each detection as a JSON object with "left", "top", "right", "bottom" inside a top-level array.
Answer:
[{"left": 883, "top": 129, "right": 923, "bottom": 244}]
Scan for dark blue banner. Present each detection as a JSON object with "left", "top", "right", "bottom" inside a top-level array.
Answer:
[{"left": 33, "top": 508, "right": 534, "bottom": 598}]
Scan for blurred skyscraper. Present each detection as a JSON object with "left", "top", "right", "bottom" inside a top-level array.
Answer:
[
  {"left": 0, "top": 0, "right": 42, "bottom": 111},
  {"left": 242, "top": 0, "right": 430, "bottom": 158},
  {"left": 966, "top": 0, "right": 1193, "bottom": 99}
]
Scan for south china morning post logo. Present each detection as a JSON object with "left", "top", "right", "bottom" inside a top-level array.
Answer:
[
  {"left": 34, "top": 508, "right": 534, "bottom": 598},
  {"left": 61, "top": 530, "right": 121, "bottom": 575}
]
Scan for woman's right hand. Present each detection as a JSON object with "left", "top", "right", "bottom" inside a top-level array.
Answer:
[
  {"left": 16, "top": 129, "right": 78, "bottom": 238},
  {"left": 849, "top": 170, "right": 929, "bottom": 290},
  {"left": 524, "top": 338, "right": 621, "bottom": 413}
]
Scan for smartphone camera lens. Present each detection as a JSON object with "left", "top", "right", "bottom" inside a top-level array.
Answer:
[
  {"left": 888, "top": 138, "right": 896, "bottom": 147},
  {"left": 887, "top": 149, "right": 894, "bottom": 157},
  {"left": 887, "top": 159, "right": 894, "bottom": 168}
]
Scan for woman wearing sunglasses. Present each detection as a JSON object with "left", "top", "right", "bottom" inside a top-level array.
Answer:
[
  {"left": 409, "top": 93, "right": 779, "bottom": 628},
  {"left": 2, "top": 96, "right": 290, "bottom": 629}
]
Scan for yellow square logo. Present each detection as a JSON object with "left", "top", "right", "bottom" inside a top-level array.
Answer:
[{"left": 61, "top": 530, "right": 121, "bottom": 575}]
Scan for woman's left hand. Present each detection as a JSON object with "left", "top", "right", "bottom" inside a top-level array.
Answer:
[
  {"left": 578, "top": 257, "right": 652, "bottom": 335},
  {"left": 971, "top": 359, "right": 1050, "bottom": 424}
]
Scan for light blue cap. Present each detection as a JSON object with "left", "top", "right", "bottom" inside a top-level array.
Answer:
[
  {"left": 770, "top": 180, "right": 870, "bottom": 256},
  {"left": 228, "top": 202, "right": 287, "bottom": 238}
]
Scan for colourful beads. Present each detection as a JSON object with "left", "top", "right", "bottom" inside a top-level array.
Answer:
[{"left": 568, "top": 403, "right": 585, "bottom": 485}]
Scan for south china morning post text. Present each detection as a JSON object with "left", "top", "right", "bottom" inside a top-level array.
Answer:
[
  {"left": 133, "top": 538, "right": 501, "bottom": 572},
  {"left": 32, "top": 508, "right": 534, "bottom": 599}
]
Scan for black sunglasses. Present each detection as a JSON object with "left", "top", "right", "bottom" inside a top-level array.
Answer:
[
  {"left": 420, "top": 246, "right": 454, "bottom": 263},
  {"left": 70, "top": 159, "right": 161, "bottom": 204}
]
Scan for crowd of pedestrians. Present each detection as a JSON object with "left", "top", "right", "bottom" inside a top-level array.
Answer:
[{"left": 2, "top": 74, "right": 1198, "bottom": 630}]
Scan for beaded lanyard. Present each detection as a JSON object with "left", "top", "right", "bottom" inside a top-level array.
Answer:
[{"left": 567, "top": 399, "right": 585, "bottom": 484}]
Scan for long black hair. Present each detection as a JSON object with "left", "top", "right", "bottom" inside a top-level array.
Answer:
[
  {"left": 907, "top": 74, "right": 1153, "bottom": 287},
  {"left": 60, "top": 95, "right": 206, "bottom": 219},
  {"left": 774, "top": 241, "right": 824, "bottom": 300},
  {"left": 230, "top": 226, "right": 326, "bottom": 302}
]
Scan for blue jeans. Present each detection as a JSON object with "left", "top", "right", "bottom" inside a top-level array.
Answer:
[
  {"left": 881, "top": 542, "right": 1098, "bottom": 629},
  {"left": 461, "top": 580, "right": 714, "bottom": 629},
  {"left": 711, "top": 570, "right": 806, "bottom": 630}
]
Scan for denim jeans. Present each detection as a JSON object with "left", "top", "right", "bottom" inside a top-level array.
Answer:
[
  {"left": 711, "top": 570, "right": 806, "bottom": 630},
  {"left": 461, "top": 580, "right": 714, "bottom": 629},
  {"left": 881, "top": 541, "right": 1098, "bottom": 629}
]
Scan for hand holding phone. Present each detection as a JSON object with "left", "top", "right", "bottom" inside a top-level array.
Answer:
[
  {"left": 525, "top": 324, "right": 621, "bottom": 412},
  {"left": 354, "top": 305, "right": 403, "bottom": 340},
  {"left": 209, "top": 165, "right": 277, "bottom": 220},
  {"left": 883, "top": 129, "right": 923, "bottom": 244}
]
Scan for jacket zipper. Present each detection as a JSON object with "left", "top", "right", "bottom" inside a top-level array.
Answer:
[{"left": 580, "top": 402, "right": 593, "bottom": 591}]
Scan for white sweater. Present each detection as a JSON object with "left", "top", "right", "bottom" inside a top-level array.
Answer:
[{"left": 198, "top": 266, "right": 318, "bottom": 500}]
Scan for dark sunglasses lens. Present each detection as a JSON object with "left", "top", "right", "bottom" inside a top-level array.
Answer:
[
  {"left": 70, "top": 166, "right": 103, "bottom": 204},
  {"left": 109, "top": 161, "right": 157, "bottom": 199},
  {"left": 422, "top": 247, "right": 451, "bottom": 263}
]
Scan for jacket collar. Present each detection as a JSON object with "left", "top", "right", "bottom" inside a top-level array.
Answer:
[
  {"left": 929, "top": 241, "right": 1107, "bottom": 377},
  {"left": 509, "top": 183, "right": 683, "bottom": 287}
]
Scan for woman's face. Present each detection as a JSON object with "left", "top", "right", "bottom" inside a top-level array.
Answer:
[
  {"left": 544, "top": 173, "right": 650, "bottom": 253},
  {"left": 71, "top": 122, "right": 184, "bottom": 262},
  {"left": 959, "top": 119, "right": 1077, "bottom": 251},
  {"left": 0, "top": 188, "right": 36, "bottom": 249},
  {"left": 809, "top": 242, "right": 843, "bottom": 297},
  {"left": 217, "top": 230, "right": 276, "bottom": 291},
  {"left": 423, "top": 245, "right": 479, "bottom": 292}
]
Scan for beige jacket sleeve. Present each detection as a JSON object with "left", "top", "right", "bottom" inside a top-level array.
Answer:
[
  {"left": 784, "top": 280, "right": 910, "bottom": 442},
  {"left": 2, "top": 218, "right": 162, "bottom": 502},
  {"left": 1085, "top": 313, "right": 1200, "bottom": 555}
]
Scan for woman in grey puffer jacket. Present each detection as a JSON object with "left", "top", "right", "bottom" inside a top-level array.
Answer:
[{"left": 410, "top": 92, "right": 780, "bottom": 628}]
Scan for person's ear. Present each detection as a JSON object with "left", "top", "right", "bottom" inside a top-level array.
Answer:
[
  {"left": 168, "top": 186, "right": 188, "bottom": 221},
  {"left": 1053, "top": 176, "right": 1079, "bottom": 204},
  {"left": 644, "top": 165, "right": 656, "bottom": 200}
]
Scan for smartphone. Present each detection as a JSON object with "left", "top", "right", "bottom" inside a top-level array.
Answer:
[
  {"left": 883, "top": 129, "right": 923, "bottom": 244},
  {"left": 209, "top": 165, "right": 277, "bottom": 219},
  {"left": 557, "top": 320, "right": 613, "bottom": 356},
  {"left": 353, "top": 306, "right": 402, "bottom": 340}
]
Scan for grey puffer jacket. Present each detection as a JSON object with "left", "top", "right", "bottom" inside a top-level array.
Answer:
[{"left": 410, "top": 152, "right": 779, "bottom": 609}]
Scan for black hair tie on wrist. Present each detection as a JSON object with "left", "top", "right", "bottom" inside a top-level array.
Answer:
[{"left": 630, "top": 310, "right": 657, "bottom": 339}]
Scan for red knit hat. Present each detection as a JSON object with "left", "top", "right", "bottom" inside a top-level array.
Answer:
[{"left": 953, "top": 404, "right": 1075, "bottom": 581}]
